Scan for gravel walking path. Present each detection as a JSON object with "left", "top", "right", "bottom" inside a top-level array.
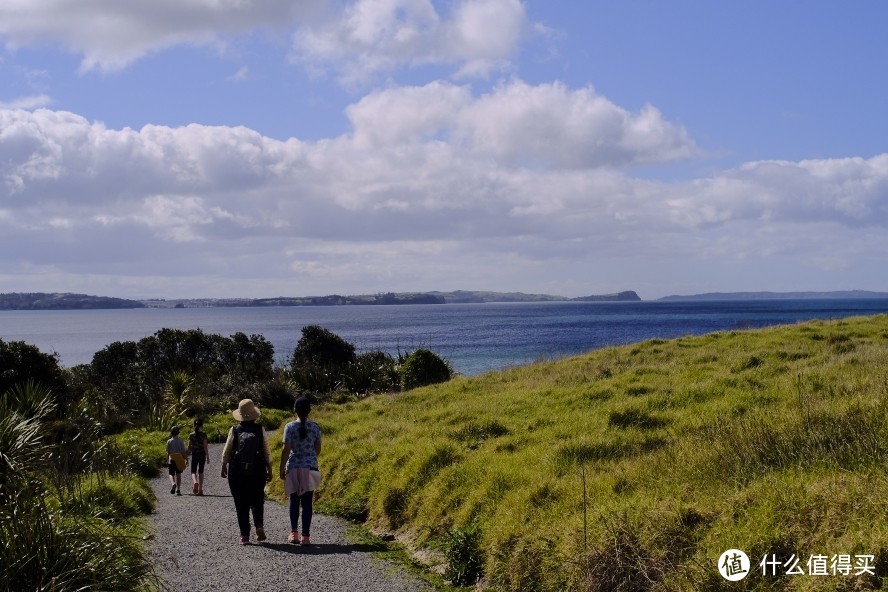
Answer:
[{"left": 148, "top": 442, "right": 431, "bottom": 592}]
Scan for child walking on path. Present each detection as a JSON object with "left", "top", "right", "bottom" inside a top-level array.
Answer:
[
  {"left": 221, "top": 399, "right": 272, "bottom": 545},
  {"left": 188, "top": 418, "right": 210, "bottom": 495},
  {"left": 280, "top": 396, "right": 322, "bottom": 545},
  {"left": 166, "top": 426, "right": 188, "bottom": 496}
]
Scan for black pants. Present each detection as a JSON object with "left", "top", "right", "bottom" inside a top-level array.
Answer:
[
  {"left": 228, "top": 474, "right": 265, "bottom": 537},
  {"left": 190, "top": 452, "right": 206, "bottom": 474}
]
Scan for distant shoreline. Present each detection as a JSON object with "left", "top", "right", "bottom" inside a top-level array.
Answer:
[
  {"left": 657, "top": 290, "right": 888, "bottom": 301},
  {"left": 3, "top": 289, "right": 888, "bottom": 311},
  {"left": 0, "top": 290, "right": 641, "bottom": 310}
]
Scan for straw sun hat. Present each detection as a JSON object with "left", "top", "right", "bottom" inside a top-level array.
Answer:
[{"left": 232, "top": 398, "right": 262, "bottom": 421}]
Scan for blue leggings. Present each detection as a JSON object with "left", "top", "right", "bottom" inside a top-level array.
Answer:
[{"left": 289, "top": 491, "right": 314, "bottom": 536}]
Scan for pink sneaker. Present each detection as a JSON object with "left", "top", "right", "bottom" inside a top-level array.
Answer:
[{"left": 239, "top": 536, "right": 250, "bottom": 545}]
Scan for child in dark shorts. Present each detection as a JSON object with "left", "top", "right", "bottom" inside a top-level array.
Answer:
[{"left": 188, "top": 418, "right": 210, "bottom": 495}]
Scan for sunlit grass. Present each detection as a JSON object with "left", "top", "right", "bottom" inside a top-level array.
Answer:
[{"left": 300, "top": 315, "right": 888, "bottom": 590}]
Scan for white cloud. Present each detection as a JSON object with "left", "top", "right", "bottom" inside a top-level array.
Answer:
[
  {"left": 0, "top": 94, "right": 52, "bottom": 110},
  {"left": 292, "top": 0, "right": 535, "bottom": 84},
  {"left": 0, "top": 0, "right": 535, "bottom": 78},
  {"left": 227, "top": 65, "right": 250, "bottom": 82},
  {"left": 456, "top": 80, "right": 697, "bottom": 168},
  {"left": 0, "top": 0, "right": 317, "bottom": 71},
  {"left": 344, "top": 80, "right": 696, "bottom": 168},
  {"left": 1, "top": 80, "right": 887, "bottom": 298},
  {"left": 345, "top": 81, "right": 471, "bottom": 146}
]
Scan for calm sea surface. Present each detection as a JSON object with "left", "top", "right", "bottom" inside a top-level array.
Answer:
[{"left": 2, "top": 299, "right": 888, "bottom": 376}]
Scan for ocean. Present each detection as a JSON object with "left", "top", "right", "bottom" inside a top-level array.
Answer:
[{"left": 2, "top": 299, "right": 888, "bottom": 376}]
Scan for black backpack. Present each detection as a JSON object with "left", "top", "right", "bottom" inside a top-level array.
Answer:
[{"left": 228, "top": 424, "right": 264, "bottom": 477}]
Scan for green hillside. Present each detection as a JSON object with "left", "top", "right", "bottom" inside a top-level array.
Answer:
[{"left": 298, "top": 315, "right": 888, "bottom": 590}]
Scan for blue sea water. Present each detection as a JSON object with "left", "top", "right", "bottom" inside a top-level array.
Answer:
[{"left": 2, "top": 299, "right": 888, "bottom": 376}]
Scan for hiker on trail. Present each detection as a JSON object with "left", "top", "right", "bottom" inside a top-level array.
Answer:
[
  {"left": 166, "top": 425, "right": 188, "bottom": 496},
  {"left": 221, "top": 399, "right": 272, "bottom": 545},
  {"left": 280, "top": 396, "right": 322, "bottom": 545},
  {"left": 188, "top": 418, "right": 210, "bottom": 495}
]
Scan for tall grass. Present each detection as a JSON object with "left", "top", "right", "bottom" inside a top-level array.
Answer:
[
  {"left": 302, "top": 315, "right": 888, "bottom": 591},
  {"left": 0, "top": 380, "right": 159, "bottom": 591}
]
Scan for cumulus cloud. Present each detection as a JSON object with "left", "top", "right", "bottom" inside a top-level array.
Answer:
[
  {"left": 0, "top": 0, "right": 317, "bottom": 71},
  {"left": 292, "top": 0, "right": 536, "bottom": 84},
  {"left": 657, "top": 155, "right": 888, "bottom": 230},
  {"left": 345, "top": 80, "right": 696, "bottom": 168},
  {"left": 0, "top": 0, "right": 535, "bottom": 78},
  {"left": 1, "top": 80, "right": 887, "bottom": 298}
]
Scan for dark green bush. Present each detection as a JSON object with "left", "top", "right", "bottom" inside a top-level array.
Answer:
[
  {"left": 0, "top": 339, "right": 70, "bottom": 412},
  {"left": 83, "top": 329, "right": 276, "bottom": 430},
  {"left": 250, "top": 376, "right": 297, "bottom": 410},
  {"left": 292, "top": 325, "right": 356, "bottom": 368},
  {"left": 400, "top": 349, "right": 453, "bottom": 390},
  {"left": 345, "top": 350, "right": 400, "bottom": 396}
]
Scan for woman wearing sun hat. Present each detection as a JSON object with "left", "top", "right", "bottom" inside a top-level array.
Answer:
[{"left": 221, "top": 399, "right": 272, "bottom": 545}]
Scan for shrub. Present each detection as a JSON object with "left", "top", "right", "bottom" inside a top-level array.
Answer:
[
  {"left": 250, "top": 376, "right": 297, "bottom": 410},
  {"left": 345, "top": 350, "right": 400, "bottom": 396},
  {"left": 0, "top": 339, "right": 68, "bottom": 402},
  {"left": 292, "top": 325, "right": 356, "bottom": 368},
  {"left": 0, "top": 380, "right": 56, "bottom": 502},
  {"left": 443, "top": 523, "right": 484, "bottom": 586},
  {"left": 400, "top": 349, "right": 453, "bottom": 390}
]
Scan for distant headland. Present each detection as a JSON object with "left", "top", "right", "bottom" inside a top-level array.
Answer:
[
  {"left": 0, "top": 290, "right": 641, "bottom": 310},
  {"left": 0, "top": 292, "right": 146, "bottom": 310}
]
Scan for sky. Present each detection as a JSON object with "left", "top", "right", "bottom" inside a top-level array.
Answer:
[{"left": 1, "top": 1, "right": 887, "bottom": 301}]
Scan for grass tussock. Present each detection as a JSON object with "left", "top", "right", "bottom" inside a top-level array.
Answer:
[{"left": 296, "top": 315, "right": 888, "bottom": 590}]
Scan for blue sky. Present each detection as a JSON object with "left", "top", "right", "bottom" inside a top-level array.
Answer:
[{"left": 1, "top": 1, "right": 887, "bottom": 300}]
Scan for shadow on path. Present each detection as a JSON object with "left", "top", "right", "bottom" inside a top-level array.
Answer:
[{"left": 261, "top": 542, "right": 378, "bottom": 555}]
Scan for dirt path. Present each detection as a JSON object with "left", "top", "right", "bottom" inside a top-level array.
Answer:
[{"left": 148, "top": 442, "right": 431, "bottom": 592}]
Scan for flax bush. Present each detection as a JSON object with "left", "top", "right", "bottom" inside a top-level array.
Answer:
[{"left": 0, "top": 379, "right": 158, "bottom": 591}]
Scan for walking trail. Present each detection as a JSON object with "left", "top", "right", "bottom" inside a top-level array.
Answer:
[{"left": 148, "top": 442, "right": 432, "bottom": 592}]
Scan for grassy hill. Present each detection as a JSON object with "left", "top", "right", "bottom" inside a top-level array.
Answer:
[{"left": 287, "top": 315, "right": 888, "bottom": 590}]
